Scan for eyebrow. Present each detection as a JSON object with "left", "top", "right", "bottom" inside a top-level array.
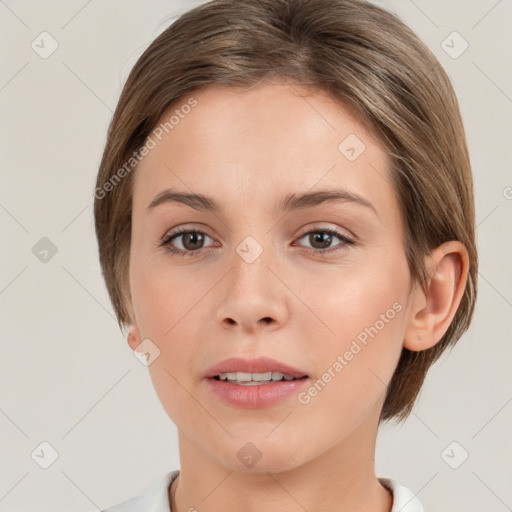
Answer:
[{"left": 146, "top": 187, "right": 377, "bottom": 216}]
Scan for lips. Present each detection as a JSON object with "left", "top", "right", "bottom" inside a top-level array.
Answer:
[{"left": 204, "top": 356, "right": 308, "bottom": 380}]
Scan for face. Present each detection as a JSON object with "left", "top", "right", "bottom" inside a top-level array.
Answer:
[{"left": 127, "top": 82, "right": 414, "bottom": 473}]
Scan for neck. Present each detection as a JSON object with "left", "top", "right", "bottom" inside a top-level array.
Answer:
[{"left": 171, "top": 407, "right": 392, "bottom": 512}]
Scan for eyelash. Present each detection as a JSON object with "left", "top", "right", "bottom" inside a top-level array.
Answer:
[{"left": 159, "top": 226, "right": 354, "bottom": 258}]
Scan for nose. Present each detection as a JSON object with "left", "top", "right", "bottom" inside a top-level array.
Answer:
[{"left": 215, "top": 244, "right": 290, "bottom": 333}]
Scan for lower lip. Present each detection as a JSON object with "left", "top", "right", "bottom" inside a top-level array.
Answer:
[{"left": 205, "top": 377, "right": 309, "bottom": 408}]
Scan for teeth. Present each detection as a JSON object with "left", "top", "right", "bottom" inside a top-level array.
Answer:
[
  {"left": 218, "top": 371, "right": 298, "bottom": 382},
  {"left": 252, "top": 372, "right": 272, "bottom": 381}
]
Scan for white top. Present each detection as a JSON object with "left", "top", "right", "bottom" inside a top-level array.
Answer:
[{"left": 101, "top": 469, "right": 424, "bottom": 512}]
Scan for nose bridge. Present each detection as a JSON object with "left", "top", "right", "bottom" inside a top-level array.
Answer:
[
  {"left": 230, "top": 232, "right": 273, "bottom": 299},
  {"left": 228, "top": 209, "right": 276, "bottom": 273},
  {"left": 215, "top": 229, "right": 288, "bottom": 331}
]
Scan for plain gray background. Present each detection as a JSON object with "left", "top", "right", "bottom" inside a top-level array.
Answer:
[{"left": 1, "top": 0, "right": 511, "bottom": 510}]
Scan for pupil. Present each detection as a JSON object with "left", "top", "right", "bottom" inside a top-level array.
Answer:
[
  {"left": 311, "top": 232, "right": 331, "bottom": 249},
  {"left": 184, "top": 232, "right": 204, "bottom": 250}
]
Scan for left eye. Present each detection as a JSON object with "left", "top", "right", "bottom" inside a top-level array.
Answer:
[{"left": 294, "top": 228, "right": 353, "bottom": 253}]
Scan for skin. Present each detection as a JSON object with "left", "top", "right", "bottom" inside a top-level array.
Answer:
[{"left": 125, "top": 82, "right": 469, "bottom": 512}]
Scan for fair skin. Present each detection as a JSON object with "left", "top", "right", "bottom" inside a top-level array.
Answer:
[{"left": 125, "top": 82, "right": 468, "bottom": 512}]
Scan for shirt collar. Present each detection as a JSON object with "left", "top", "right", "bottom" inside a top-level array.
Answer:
[{"left": 102, "top": 470, "right": 424, "bottom": 512}]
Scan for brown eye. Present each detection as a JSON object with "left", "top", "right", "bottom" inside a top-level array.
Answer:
[
  {"left": 161, "top": 228, "right": 215, "bottom": 256},
  {"left": 308, "top": 231, "right": 334, "bottom": 250},
  {"left": 295, "top": 228, "right": 354, "bottom": 254},
  {"left": 178, "top": 231, "right": 206, "bottom": 251}
]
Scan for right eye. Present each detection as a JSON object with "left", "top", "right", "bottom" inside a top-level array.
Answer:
[{"left": 160, "top": 227, "right": 217, "bottom": 256}]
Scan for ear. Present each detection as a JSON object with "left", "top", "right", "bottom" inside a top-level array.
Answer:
[
  {"left": 403, "top": 241, "right": 469, "bottom": 351},
  {"left": 127, "top": 323, "right": 143, "bottom": 351},
  {"left": 125, "top": 301, "right": 142, "bottom": 351}
]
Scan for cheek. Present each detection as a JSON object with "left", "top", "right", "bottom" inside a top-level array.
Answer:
[
  {"left": 296, "top": 243, "right": 410, "bottom": 345},
  {"left": 298, "top": 254, "right": 410, "bottom": 423},
  {"left": 130, "top": 251, "right": 207, "bottom": 382},
  {"left": 130, "top": 247, "right": 194, "bottom": 336}
]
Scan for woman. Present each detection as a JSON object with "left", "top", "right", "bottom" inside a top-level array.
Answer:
[{"left": 94, "top": 0, "right": 477, "bottom": 510}]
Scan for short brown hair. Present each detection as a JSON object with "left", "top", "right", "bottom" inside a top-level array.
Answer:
[{"left": 94, "top": 0, "right": 478, "bottom": 421}]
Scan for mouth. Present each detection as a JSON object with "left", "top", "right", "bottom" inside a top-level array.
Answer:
[
  {"left": 211, "top": 372, "right": 309, "bottom": 385},
  {"left": 204, "top": 356, "right": 309, "bottom": 382},
  {"left": 205, "top": 361, "right": 310, "bottom": 408}
]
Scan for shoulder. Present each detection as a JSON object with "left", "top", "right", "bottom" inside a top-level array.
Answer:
[
  {"left": 101, "top": 469, "right": 179, "bottom": 512},
  {"left": 379, "top": 478, "right": 424, "bottom": 512}
]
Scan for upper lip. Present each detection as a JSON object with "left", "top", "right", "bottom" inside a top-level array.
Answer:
[{"left": 205, "top": 356, "right": 308, "bottom": 379}]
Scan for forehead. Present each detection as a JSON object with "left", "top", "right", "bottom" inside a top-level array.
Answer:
[{"left": 132, "top": 82, "right": 394, "bottom": 215}]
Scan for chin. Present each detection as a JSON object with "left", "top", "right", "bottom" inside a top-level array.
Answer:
[{"left": 209, "top": 437, "right": 308, "bottom": 474}]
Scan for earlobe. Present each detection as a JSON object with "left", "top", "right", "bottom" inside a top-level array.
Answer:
[
  {"left": 125, "top": 301, "right": 142, "bottom": 350},
  {"left": 403, "top": 241, "right": 469, "bottom": 352},
  {"left": 127, "top": 323, "right": 142, "bottom": 350}
]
